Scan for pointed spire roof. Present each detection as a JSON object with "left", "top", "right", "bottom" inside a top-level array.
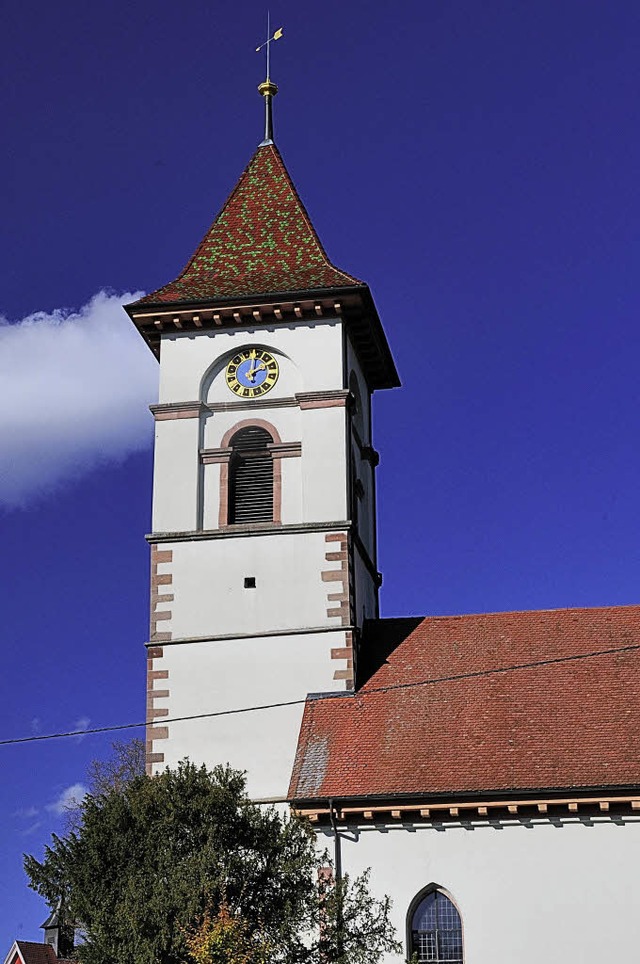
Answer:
[{"left": 134, "top": 144, "right": 360, "bottom": 307}]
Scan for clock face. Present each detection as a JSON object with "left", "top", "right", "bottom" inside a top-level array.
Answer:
[{"left": 225, "top": 348, "right": 279, "bottom": 398}]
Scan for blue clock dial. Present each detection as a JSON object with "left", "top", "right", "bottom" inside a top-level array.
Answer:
[
  {"left": 236, "top": 357, "right": 269, "bottom": 388},
  {"left": 225, "top": 349, "right": 279, "bottom": 398}
]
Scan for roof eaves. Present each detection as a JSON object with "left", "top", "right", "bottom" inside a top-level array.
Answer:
[
  {"left": 125, "top": 283, "right": 370, "bottom": 314},
  {"left": 290, "top": 782, "right": 640, "bottom": 808}
]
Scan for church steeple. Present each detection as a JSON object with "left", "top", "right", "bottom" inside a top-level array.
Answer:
[{"left": 125, "top": 88, "right": 399, "bottom": 791}]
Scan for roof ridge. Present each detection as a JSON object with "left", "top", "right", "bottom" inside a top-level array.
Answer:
[{"left": 377, "top": 603, "right": 640, "bottom": 623}]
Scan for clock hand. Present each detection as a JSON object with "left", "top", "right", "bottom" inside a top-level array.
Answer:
[
  {"left": 247, "top": 361, "right": 266, "bottom": 382},
  {"left": 245, "top": 349, "right": 258, "bottom": 382}
]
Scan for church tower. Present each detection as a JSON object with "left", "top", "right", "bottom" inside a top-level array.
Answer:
[{"left": 125, "top": 80, "right": 398, "bottom": 798}]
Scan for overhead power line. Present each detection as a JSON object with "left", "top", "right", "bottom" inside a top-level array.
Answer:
[{"left": 1, "top": 642, "right": 638, "bottom": 749}]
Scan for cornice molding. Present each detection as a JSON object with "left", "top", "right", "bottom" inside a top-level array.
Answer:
[
  {"left": 146, "top": 520, "right": 353, "bottom": 543},
  {"left": 125, "top": 285, "right": 401, "bottom": 391},
  {"left": 144, "top": 623, "right": 356, "bottom": 647},
  {"left": 200, "top": 447, "right": 233, "bottom": 465},
  {"left": 293, "top": 793, "right": 640, "bottom": 826},
  {"left": 154, "top": 390, "right": 353, "bottom": 418},
  {"left": 207, "top": 396, "right": 298, "bottom": 413},
  {"left": 150, "top": 401, "right": 205, "bottom": 420},
  {"left": 268, "top": 441, "right": 302, "bottom": 458},
  {"left": 199, "top": 441, "right": 302, "bottom": 464},
  {"left": 296, "top": 390, "right": 350, "bottom": 410}
]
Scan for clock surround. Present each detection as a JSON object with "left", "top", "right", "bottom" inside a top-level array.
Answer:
[{"left": 225, "top": 348, "right": 279, "bottom": 398}]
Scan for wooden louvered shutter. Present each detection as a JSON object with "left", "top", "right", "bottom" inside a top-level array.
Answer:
[{"left": 228, "top": 427, "right": 274, "bottom": 524}]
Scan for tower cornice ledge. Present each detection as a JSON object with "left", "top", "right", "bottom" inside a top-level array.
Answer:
[
  {"left": 150, "top": 401, "right": 207, "bottom": 420},
  {"left": 144, "top": 623, "right": 357, "bottom": 648},
  {"left": 146, "top": 520, "right": 354, "bottom": 542},
  {"left": 125, "top": 285, "right": 399, "bottom": 391}
]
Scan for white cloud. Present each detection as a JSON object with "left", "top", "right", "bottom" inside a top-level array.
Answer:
[
  {"left": 47, "top": 783, "right": 87, "bottom": 816},
  {"left": 0, "top": 291, "right": 158, "bottom": 506},
  {"left": 19, "top": 820, "right": 43, "bottom": 836}
]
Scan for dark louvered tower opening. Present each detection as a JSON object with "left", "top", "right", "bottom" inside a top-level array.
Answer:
[{"left": 228, "top": 426, "right": 274, "bottom": 524}]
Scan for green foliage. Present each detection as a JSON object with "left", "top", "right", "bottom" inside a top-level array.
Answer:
[
  {"left": 316, "top": 869, "right": 401, "bottom": 964},
  {"left": 64, "top": 740, "right": 146, "bottom": 835},
  {"left": 24, "top": 757, "right": 398, "bottom": 964},
  {"left": 184, "top": 903, "right": 270, "bottom": 964}
]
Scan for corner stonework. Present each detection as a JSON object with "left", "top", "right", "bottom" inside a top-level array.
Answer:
[
  {"left": 146, "top": 544, "right": 173, "bottom": 773},
  {"left": 322, "top": 532, "right": 354, "bottom": 689},
  {"left": 150, "top": 545, "right": 174, "bottom": 642}
]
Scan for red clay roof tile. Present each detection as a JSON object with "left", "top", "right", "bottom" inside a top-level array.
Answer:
[
  {"left": 133, "top": 144, "right": 360, "bottom": 307},
  {"left": 289, "top": 606, "right": 640, "bottom": 800},
  {"left": 14, "top": 943, "right": 69, "bottom": 964}
]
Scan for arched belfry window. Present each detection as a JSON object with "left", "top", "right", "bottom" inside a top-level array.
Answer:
[
  {"left": 228, "top": 426, "right": 274, "bottom": 524},
  {"left": 409, "top": 889, "right": 463, "bottom": 964}
]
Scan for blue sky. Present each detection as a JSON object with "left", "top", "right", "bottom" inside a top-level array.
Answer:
[{"left": 2, "top": 0, "right": 640, "bottom": 946}]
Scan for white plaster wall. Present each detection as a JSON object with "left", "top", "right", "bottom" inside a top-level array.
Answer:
[
  {"left": 280, "top": 456, "right": 303, "bottom": 523},
  {"left": 199, "top": 401, "right": 346, "bottom": 526},
  {"left": 166, "top": 532, "right": 345, "bottom": 640},
  {"left": 157, "top": 320, "right": 344, "bottom": 404},
  {"left": 154, "top": 321, "right": 351, "bottom": 532},
  {"left": 353, "top": 545, "right": 378, "bottom": 626},
  {"left": 346, "top": 335, "right": 378, "bottom": 593},
  {"left": 158, "top": 629, "right": 346, "bottom": 798},
  {"left": 364, "top": 457, "right": 376, "bottom": 556},
  {"left": 202, "top": 406, "right": 302, "bottom": 450},
  {"left": 301, "top": 407, "right": 348, "bottom": 522},
  {"left": 205, "top": 343, "right": 302, "bottom": 403},
  {"left": 153, "top": 419, "right": 200, "bottom": 532},
  {"left": 323, "top": 816, "right": 640, "bottom": 964},
  {"left": 204, "top": 407, "right": 347, "bottom": 528},
  {"left": 201, "top": 461, "right": 221, "bottom": 530},
  {"left": 352, "top": 444, "right": 375, "bottom": 558},
  {"left": 346, "top": 337, "right": 371, "bottom": 441}
]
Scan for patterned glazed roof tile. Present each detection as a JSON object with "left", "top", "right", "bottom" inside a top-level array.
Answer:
[
  {"left": 289, "top": 605, "right": 640, "bottom": 800},
  {"left": 134, "top": 144, "right": 360, "bottom": 306}
]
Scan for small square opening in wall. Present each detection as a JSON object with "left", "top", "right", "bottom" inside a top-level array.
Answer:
[{"left": 244, "top": 577, "right": 256, "bottom": 589}]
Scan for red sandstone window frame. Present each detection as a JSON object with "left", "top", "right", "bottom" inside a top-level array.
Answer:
[{"left": 218, "top": 419, "right": 283, "bottom": 527}]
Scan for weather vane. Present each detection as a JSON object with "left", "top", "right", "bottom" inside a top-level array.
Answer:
[
  {"left": 255, "top": 14, "right": 283, "bottom": 146},
  {"left": 256, "top": 14, "right": 283, "bottom": 82}
]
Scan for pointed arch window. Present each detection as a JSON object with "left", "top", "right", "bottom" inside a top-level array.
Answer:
[
  {"left": 409, "top": 889, "right": 463, "bottom": 964},
  {"left": 228, "top": 426, "right": 274, "bottom": 524}
]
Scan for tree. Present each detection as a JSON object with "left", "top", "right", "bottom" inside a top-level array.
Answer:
[
  {"left": 25, "top": 758, "right": 399, "bottom": 964},
  {"left": 64, "top": 740, "right": 146, "bottom": 834},
  {"left": 84, "top": 738, "right": 146, "bottom": 795}
]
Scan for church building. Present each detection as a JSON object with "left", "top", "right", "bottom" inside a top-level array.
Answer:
[{"left": 124, "top": 77, "right": 640, "bottom": 964}]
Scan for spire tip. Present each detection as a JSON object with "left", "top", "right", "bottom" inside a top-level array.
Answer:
[
  {"left": 256, "top": 19, "right": 283, "bottom": 145},
  {"left": 258, "top": 80, "right": 278, "bottom": 145}
]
